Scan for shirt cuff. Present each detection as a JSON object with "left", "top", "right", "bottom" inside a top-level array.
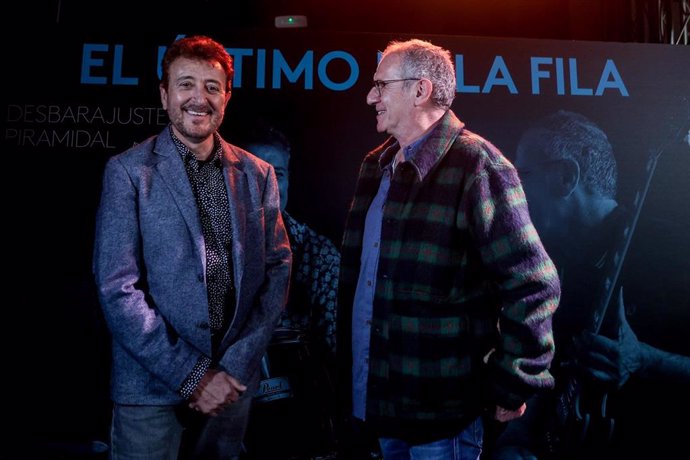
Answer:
[{"left": 178, "top": 356, "right": 212, "bottom": 399}]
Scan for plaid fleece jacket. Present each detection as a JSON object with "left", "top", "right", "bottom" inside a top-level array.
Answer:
[{"left": 337, "top": 110, "right": 560, "bottom": 440}]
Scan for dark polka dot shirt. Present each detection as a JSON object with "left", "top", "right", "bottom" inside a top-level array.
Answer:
[{"left": 171, "top": 126, "right": 236, "bottom": 398}]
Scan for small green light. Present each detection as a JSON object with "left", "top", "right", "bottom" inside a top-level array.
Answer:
[{"left": 275, "top": 14, "right": 307, "bottom": 28}]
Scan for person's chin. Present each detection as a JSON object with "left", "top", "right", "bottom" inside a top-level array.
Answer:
[{"left": 186, "top": 123, "right": 214, "bottom": 139}]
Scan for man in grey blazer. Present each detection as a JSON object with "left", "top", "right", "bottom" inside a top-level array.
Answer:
[{"left": 93, "top": 35, "right": 291, "bottom": 459}]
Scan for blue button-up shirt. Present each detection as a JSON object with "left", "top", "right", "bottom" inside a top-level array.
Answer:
[{"left": 351, "top": 135, "right": 428, "bottom": 420}]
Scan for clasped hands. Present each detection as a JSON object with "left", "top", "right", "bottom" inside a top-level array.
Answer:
[{"left": 188, "top": 368, "right": 247, "bottom": 416}]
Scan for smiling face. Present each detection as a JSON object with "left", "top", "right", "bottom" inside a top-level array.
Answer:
[
  {"left": 159, "top": 56, "right": 231, "bottom": 154},
  {"left": 366, "top": 53, "right": 418, "bottom": 142}
]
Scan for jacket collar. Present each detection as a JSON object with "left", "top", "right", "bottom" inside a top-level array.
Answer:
[
  {"left": 153, "top": 124, "right": 243, "bottom": 169},
  {"left": 377, "top": 110, "right": 465, "bottom": 181}
]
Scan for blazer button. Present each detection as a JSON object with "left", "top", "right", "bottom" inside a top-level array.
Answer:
[
  {"left": 198, "top": 274, "right": 204, "bottom": 282},
  {"left": 197, "top": 322, "right": 209, "bottom": 330}
]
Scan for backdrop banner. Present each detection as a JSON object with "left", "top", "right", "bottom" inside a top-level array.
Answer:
[{"left": 3, "top": 27, "right": 688, "bottom": 458}]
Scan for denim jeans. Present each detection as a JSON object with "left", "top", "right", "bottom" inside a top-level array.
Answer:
[
  {"left": 110, "top": 392, "right": 253, "bottom": 460},
  {"left": 378, "top": 416, "right": 483, "bottom": 460}
]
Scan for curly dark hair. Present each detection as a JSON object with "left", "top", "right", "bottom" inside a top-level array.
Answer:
[{"left": 160, "top": 35, "right": 234, "bottom": 93}]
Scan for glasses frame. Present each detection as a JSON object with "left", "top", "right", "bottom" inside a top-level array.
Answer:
[{"left": 372, "top": 78, "right": 420, "bottom": 97}]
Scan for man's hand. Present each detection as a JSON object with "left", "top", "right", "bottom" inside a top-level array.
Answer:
[
  {"left": 188, "top": 369, "right": 247, "bottom": 416},
  {"left": 573, "top": 287, "right": 643, "bottom": 388},
  {"left": 494, "top": 403, "right": 526, "bottom": 423}
]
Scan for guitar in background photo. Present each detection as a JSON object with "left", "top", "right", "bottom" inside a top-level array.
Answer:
[
  {"left": 544, "top": 108, "right": 690, "bottom": 457},
  {"left": 492, "top": 107, "right": 690, "bottom": 460}
]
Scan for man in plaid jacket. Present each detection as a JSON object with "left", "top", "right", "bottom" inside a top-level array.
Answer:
[{"left": 336, "top": 38, "right": 561, "bottom": 459}]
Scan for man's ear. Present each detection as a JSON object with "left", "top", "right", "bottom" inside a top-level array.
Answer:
[
  {"left": 549, "top": 157, "right": 580, "bottom": 197},
  {"left": 159, "top": 84, "right": 168, "bottom": 110},
  {"left": 414, "top": 79, "right": 433, "bottom": 105}
]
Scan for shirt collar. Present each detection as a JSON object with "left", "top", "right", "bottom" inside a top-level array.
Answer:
[
  {"left": 380, "top": 130, "right": 431, "bottom": 170},
  {"left": 170, "top": 124, "right": 223, "bottom": 168},
  {"left": 379, "top": 109, "right": 454, "bottom": 180}
]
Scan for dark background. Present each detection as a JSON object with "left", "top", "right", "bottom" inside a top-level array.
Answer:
[
  {"left": 1, "top": 1, "right": 687, "bottom": 458},
  {"left": 6, "top": 0, "right": 687, "bottom": 43}
]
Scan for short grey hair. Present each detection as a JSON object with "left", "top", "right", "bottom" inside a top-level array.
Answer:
[
  {"left": 520, "top": 110, "right": 618, "bottom": 198},
  {"left": 382, "top": 39, "right": 456, "bottom": 109}
]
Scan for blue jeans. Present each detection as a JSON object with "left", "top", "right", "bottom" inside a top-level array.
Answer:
[
  {"left": 378, "top": 416, "right": 484, "bottom": 460},
  {"left": 110, "top": 393, "right": 253, "bottom": 459}
]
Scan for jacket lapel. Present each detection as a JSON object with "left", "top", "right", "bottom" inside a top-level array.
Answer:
[
  {"left": 152, "top": 129, "right": 206, "bottom": 267},
  {"left": 221, "top": 141, "right": 247, "bottom": 295}
]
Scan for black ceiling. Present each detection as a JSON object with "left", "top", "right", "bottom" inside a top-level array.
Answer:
[{"left": 9, "top": 0, "right": 645, "bottom": 42}]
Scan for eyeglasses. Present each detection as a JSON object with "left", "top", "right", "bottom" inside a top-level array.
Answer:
[{"left": 372, "top": 78, "right": 420, "bottom": 97}]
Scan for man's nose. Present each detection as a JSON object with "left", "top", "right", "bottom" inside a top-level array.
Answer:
[
  {"left": 366, "top": 86, "right": 379, "bottom": 106},
  {"left": 190, "top": 85, "right": 208, "bottom": 101}
]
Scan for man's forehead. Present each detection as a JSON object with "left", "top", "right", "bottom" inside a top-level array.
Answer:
[
  {"left": 517, "top": 131, "right": 548, "bottom": 156},
  {"left": 375, "top": 54, "right": 401, "bottom": 76},
  {"left": 249, "top": 144, "right": 289, "bottom": 165}
]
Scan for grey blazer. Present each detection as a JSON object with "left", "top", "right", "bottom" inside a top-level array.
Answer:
[{"left": 93, "top": 127, "right": 291, "bottom": 405}]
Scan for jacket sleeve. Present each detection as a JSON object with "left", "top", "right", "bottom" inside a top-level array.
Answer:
[
  {"left": 92, "top": 156, "right": 202, "bottom": 393},
  {"left": 466, "top": 156, "right": 561, "bottom": 410}
]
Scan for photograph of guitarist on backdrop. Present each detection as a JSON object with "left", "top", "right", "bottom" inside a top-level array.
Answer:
[{"left": 490, "top": 110, "right": 690, "bottom": 460}]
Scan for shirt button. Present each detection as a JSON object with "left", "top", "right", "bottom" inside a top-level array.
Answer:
[{"left": 367, "top": 280, "right": 372, "bottom": 286}]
